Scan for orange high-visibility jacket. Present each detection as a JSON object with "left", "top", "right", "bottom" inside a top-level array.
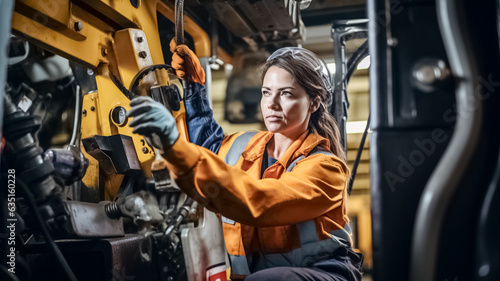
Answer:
[{"left": 163, "top": 130, "right": 352, "bottom": 279}]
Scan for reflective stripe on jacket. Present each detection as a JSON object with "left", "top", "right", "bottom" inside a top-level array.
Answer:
[{"left": 163, "top": 129, "right": 352, "bottom": 279}]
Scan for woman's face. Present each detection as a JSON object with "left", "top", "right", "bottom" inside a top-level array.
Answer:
[{"left": 261, "top": 66, "right": 317, "bottom": 137}]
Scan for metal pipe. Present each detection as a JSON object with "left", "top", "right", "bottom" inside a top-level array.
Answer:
[
  {"left": 174, "top": 0, "right": 184, "bottom": 46},
  {"left": 69, "top": 84, "right": 82, "bottom": 147},
  {"left": 409, "top": 1, "right": 482, "bottom": 280},
  {"left": 295, "top": 0, "right": 302, "bottom": 30},
  {"left": 69, "top": 84, "right": 83, "bottom": 201},
  {"left": 157, "top": 2, "right": 211, "bottom": 57},
  {"left": 174, "top": 0, "right": 189, "bottom": 94}
]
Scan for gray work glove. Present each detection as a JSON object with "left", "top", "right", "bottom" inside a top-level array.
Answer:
[{"left": 127, "top": 96, "right": 179, "bottom": 152}]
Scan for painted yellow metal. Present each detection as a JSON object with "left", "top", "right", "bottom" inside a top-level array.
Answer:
[
  {"left": 12, "top": 0, "right": 227, "bottom": 200},
  {"left": 80, "top": 146, "right": 100, "bottom": 196},
  {"left": 155, "top": 69, "right": 171, "bottom": 86},
  {"left": 86, "top": 68, "right": 155, "bottom": 162},
  {"left": 105, "top": 174, "right": 125, "bottom": 201},
  {"left": 79, "top": 72, "right": 156, "bottom": 198},
  {"left": 12, "top": 1, "right": 112, "bottom": 68},
  {"left": 100, "top": 69, "right": 155, "bottom": 168},
  {"left": 79, "top": 68, "right": 155, "bottom": 198},
  {"left": 80, "top": 92, "right": 100, "bottom": 196},
  {"left": 13, "top": 0, "right": 77, "bottom": 38},
  {"left": 11, "top": 0, "right": 214, "bottom": 66},
  {"left": 81, "top": 93, "right": 100, "bottom": 138},
  {"left": 70, "top": 0, "right": 140, "bottom": 28},
  {"left": 115, "top": 28, "right": 156, "bottom": 90}
]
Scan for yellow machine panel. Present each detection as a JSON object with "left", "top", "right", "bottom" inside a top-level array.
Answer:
[{"left": 11, "top": 0, "right": 213, "bottom": 200}]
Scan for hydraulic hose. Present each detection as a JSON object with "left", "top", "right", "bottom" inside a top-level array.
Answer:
[
  {"left": 165, "top": 197, "right": 194, "bottom": 237},
  {"left": 69, "top": 85, "right": 82, "bottom": 147},
  {"left": 175, "top": 0, "right": 184, "bottom": 46}
]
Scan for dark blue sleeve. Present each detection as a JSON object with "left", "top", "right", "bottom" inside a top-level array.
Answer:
[{"left": 183, "top": 83, "right": 224, "bottom": 153}]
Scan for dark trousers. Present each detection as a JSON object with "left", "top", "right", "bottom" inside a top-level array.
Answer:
[{"left": 244, "top": 249, "right": 363, "bottom": 281}]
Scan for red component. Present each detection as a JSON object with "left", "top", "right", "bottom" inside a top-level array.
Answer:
[{"left": 208, "top": 271, "right": 226, "bottom": 281}]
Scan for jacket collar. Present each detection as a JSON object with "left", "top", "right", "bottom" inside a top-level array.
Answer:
[{"left": 241, "top": 130, "right": 330, "bottom": 166}]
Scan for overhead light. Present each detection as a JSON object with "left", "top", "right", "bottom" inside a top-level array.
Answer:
[
  {"left": 357, "top": 56, "right": 370, "bottom": 70},
  {"left": 347, "top": 121, "right": 370, "bottom": 134},
  {"left": 328, "top": 57, "right": 369, "bottom": 74},
  {"left": 327, "top": 63, "right": 336, "bottom": 74}
]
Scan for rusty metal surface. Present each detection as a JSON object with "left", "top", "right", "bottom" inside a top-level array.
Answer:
[{"left": 66, "top": 201, "right": 124, "bottom": 237}]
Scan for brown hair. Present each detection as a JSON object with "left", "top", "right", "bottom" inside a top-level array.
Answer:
[{"left": 261, "top": 54, "right": 346, "bottom": 162}]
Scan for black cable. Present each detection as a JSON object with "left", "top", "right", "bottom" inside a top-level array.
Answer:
[
  {"left": 164, "top": 197, "right": 194, "bottom": 237},
  {"left": 108, "top": 70, "right": 135, "bottom": 100},
  {"left": 345, "top": 40, "right": 369, "bottom": 86},
  {"left": 16, "top": 179, "right": 78, "bottom": 281},
  {"left": 109, "top": 65, "right": 174, "bottom": 101},
  {"left": 333, "top": 40, "right": 369, "bottom": 113},
  {"left": 59, "top": 76, "right": 76, "bottom": 89},
  {"left": 69, "top": 84, "right": 82, "bottom": 147},
  {"left": 337, "top": 40, "right": 369, "bottom": 195},
  {"left": 347, "top": 114, "right": 370, "bottom": 195}
]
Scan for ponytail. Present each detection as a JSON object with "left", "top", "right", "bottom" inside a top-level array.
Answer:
[{"left": 309, "top": 106, "right": 346, "bottom": 162}]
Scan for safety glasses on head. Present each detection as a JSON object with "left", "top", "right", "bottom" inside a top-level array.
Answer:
[{"left": 267, "top": 47, "right": 333, "bottom": 107}]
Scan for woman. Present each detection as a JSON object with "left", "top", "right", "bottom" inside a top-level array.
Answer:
[{"left": 127, "top": 42, "right": 363, "bottom": 281}]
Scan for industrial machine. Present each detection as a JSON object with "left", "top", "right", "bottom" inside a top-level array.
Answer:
[
  {"left": 0, "top": 1, "right": 310, "bottom": 280},
  {"left": 1, "top": 0, "right": 500, "bottom": 281}
]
